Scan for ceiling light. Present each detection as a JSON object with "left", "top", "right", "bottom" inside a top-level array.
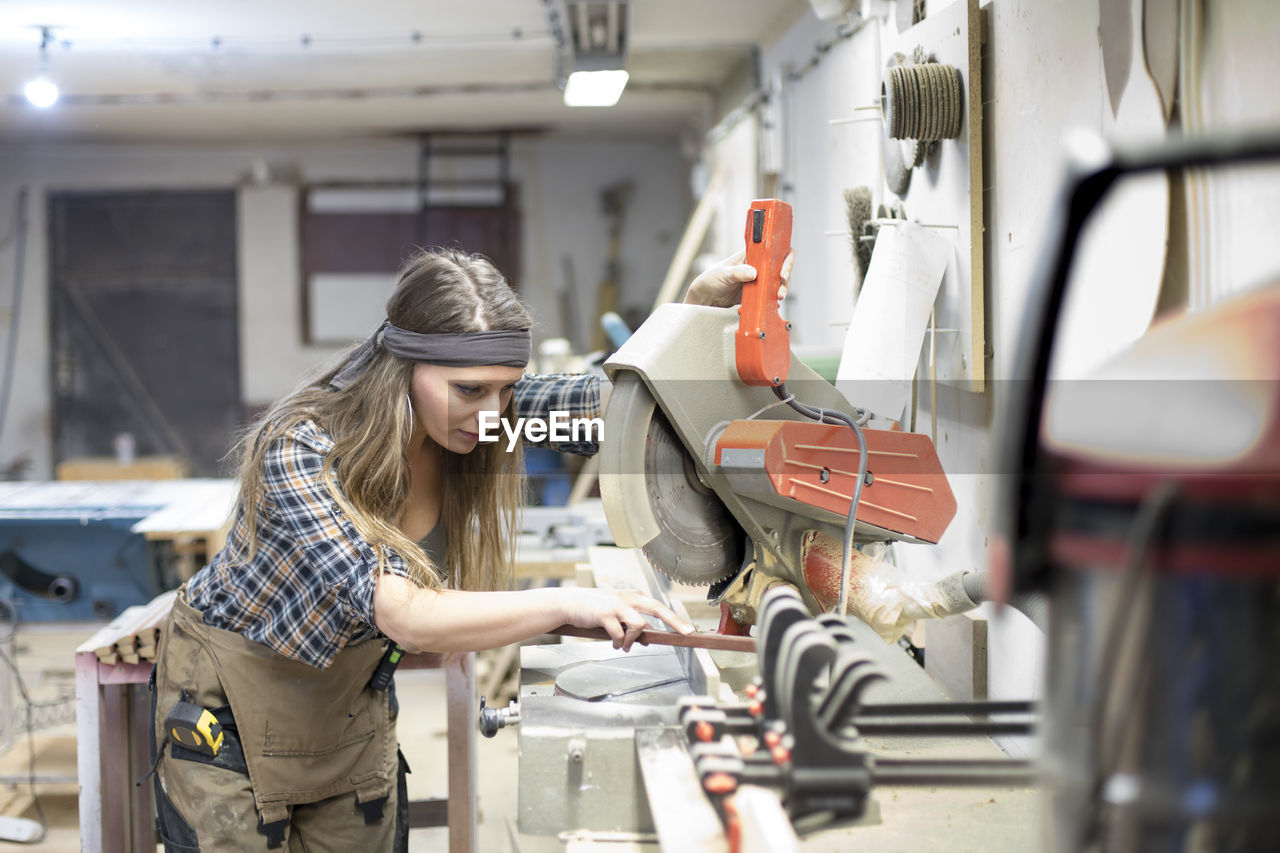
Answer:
[
  {"left": 564, "top": 69, "right": 629, "bottom": 107},
  {"left": 563, "top": 1, "right": 629, "bottom": 108},
  {"left": 24, "top": 76, "right": 58, "bottom": 108},
  {"left": 24, "top": 27, "right": 59, "bottom": 108}
]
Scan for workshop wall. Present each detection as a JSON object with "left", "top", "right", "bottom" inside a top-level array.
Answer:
[
  {"left": 700, "top": 0, "right": 1280, "bottom": 755},
  {"left": 0, "top": 136, "right": 690, "bottom": 478}
]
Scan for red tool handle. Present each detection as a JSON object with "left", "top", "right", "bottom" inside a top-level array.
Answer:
[{"left": 735, "top": 199, "right": 793, "bottom": 387}]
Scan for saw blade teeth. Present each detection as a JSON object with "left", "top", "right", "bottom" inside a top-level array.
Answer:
[{"left": 643, "top": 545, "right": 735, "bottom": 587}]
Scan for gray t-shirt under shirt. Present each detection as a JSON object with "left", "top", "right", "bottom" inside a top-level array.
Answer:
[{"left": 417, "top": 522, "right": 449, "bottom": 584}]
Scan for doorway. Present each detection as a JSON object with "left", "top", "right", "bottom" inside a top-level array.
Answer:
[{"left": 49, "top": 190, "right": 242, "bottom": 477}]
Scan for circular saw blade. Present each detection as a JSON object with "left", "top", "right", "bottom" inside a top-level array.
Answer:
[{"left": 640, "top": 405, "right": 743, "bottom": 586}]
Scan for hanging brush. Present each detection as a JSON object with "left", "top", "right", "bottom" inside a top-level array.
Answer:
[{"left": 843, "top": 186, "right": 874, "bottom": 278}]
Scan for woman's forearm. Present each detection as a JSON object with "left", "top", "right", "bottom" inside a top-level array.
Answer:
[{"left": 374, "top": 574, "right": 569, "bottom": 653}]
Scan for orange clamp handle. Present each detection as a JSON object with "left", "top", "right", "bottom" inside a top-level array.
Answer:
[{"left": 735, "top": 199, "right": 792, "bottom": 387}]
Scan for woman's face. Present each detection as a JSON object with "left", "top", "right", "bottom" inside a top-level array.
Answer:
[{"left": 409, "top": 363, "right": 523, "bottom": 454}]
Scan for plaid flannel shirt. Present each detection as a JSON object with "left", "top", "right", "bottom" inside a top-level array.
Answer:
[{"left": 186, "top": 372, "right": 601, "bottom": 669}]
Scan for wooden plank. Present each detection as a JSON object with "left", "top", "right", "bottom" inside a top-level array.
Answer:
[
  {"left": 513, "top": 546, "right": 586, "bottom": 581},
  {"left": 634, "top": 727, "right": 728, "bottom": 853},
  {"left": 75, "top": 651, "right": 104, "bottom": 853},
  {"left": 735, "top": 786, "right": 800, "bottom": 853},
  {"left": 81, "top": 611, "right": 145, "bottom": 657},
  {"left": 923, "top": 612, "right": 989, "bottom": 701},
  {"left": 56, "top": 455, "right": 190, "bottom": 481},
  {"left": 652, "top": 166, "right": 725, "bottom": 309},
  {"left": 101, "top": 683, "right": 129, "bottom": 853},
  {"left": 97, "top": 661, "right": 155, "bottom": 686},
  {"left": 445, "top": 652, "right": 477, "bottom": 853},
  {"left": 407, "top": 797, "right": 448, "bottom": 828},
  {"left": 549, "top": 625, "right": 754, "bottom": 654},
  {"left": 132, "top": 480, "right": 237, "bottom": 542},
  {"left": 77, "top": 590, "right": 177, "bottom": 655},
  {"left": 128, "top": 684, "right": 155, "bottom": 853}
]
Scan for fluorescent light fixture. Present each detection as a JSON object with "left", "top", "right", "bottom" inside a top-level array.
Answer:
[
  {"left": 24, "top": 76, "right": 59, "bottom": 108},
  {"left": 564, "top": 69, "right": 629, "bottom": 107}
]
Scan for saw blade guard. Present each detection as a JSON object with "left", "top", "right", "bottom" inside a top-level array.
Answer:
[
  {"left": 599, "top": 370, "right": 744, "bottom": 584},
  {"left": 598, "top": 370, "right": 663, "bottom": 550}
]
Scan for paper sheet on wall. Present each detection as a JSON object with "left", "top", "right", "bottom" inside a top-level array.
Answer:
[{"left": 836, "top": 222, "right": 953, "bottom": 420}]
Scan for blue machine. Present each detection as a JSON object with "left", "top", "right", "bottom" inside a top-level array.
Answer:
[
  {"left": 0, "top": 483, "right": 166, "bottom": 621},
  {"left": 524, "top": 448, "right": 572, "bottom": 506}
]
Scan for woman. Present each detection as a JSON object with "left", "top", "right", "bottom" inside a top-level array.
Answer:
[{"left": 150, "top": 245, "right": 777, "bottom": 851}]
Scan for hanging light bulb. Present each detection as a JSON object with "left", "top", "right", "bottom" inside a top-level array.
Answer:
[{"left": 24, "top": 27, "right": 59, "bottom": 109}]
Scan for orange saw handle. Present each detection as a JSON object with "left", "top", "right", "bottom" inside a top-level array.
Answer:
[{"left": 735, "top": 199, "right": 793, "bottom": 387}]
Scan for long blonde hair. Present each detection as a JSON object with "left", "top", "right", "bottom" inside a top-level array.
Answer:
[{"left": 229, "top": 247, "right": 529, "bottom": 591}]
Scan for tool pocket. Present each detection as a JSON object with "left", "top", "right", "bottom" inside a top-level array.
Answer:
[
  {"left": 261, "top": 700, "right": 376, "bottom": 757},
  {"left": 154, "top": 779, "right": 201, "bottom": 852}
]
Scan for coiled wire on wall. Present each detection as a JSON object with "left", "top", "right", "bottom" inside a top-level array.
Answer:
[{"left": 882, "top": 61, "right": 965, "bottom": 142}]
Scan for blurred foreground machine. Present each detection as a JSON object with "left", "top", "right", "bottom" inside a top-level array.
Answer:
[{"left": 993, "top": 128, "right": 1280, "bottom": 851}]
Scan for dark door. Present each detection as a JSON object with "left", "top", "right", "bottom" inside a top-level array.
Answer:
[{"left": 49, "top": 190, "right": 242, "bottom": 477}]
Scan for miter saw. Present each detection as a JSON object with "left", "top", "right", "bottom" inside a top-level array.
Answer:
[{"left": 599, "top": 199, "right": 959, "bottom": 628}]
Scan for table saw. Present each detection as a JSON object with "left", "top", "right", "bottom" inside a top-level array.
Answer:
[{"left": 509, "top": 548, "right": 1038, "bottom": 852}]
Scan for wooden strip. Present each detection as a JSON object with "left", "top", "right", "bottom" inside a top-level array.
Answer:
[
  {"left": 635, "top": 727, "right": 729, "bottom": 853},
  {"left": 550, "top": 624, "right": 756, "bottom": 654},
  {"left": 77, "top": 589, "right": 178, "bottom": 655},
  {"left": 445, "top": 652, "right": 476, "bottom": 853},
  {"left": 652, "top": 166, "right": 726, "bottom": 308},
  {"left": 74, "top": 652, "right": 105, "bottom": 853},
  {"left": 97, "top": 661, "right": 154, "bottom": 685}
]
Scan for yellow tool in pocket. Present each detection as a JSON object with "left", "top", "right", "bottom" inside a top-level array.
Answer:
[{"left": 165, "top": 700, "right": 223, "bottom": 758}]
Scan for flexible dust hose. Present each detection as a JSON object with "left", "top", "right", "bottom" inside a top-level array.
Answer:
[
  {"left": 773, "top": 383, "right": 868, "bottom": 618},
  {"left": 961, "top": 569, "right": 987, "bottom": 604},
  {"left": 952, "top": 570, "right": 1049, "bottom": 632}
]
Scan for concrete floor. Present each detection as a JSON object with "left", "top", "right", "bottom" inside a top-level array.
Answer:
[{"left": 0, "top": 624, "right": 520, "bottom": 852}]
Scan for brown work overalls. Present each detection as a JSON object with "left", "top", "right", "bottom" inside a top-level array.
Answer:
[{"left": 151, "top": 589, "right": 400, "bottom": 851}]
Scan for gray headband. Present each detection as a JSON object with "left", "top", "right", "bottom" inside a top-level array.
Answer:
[{"left": 329, "top": 319, "right": 531, "bottom": 390}]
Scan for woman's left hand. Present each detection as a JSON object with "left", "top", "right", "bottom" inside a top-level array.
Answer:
[{"left": 683, "top": 249, "right": 795, "bottom": 308}]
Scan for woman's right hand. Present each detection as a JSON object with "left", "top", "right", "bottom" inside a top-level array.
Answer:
[{"left": 558, "top": 587, "right": 695, "bottom": 652}]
